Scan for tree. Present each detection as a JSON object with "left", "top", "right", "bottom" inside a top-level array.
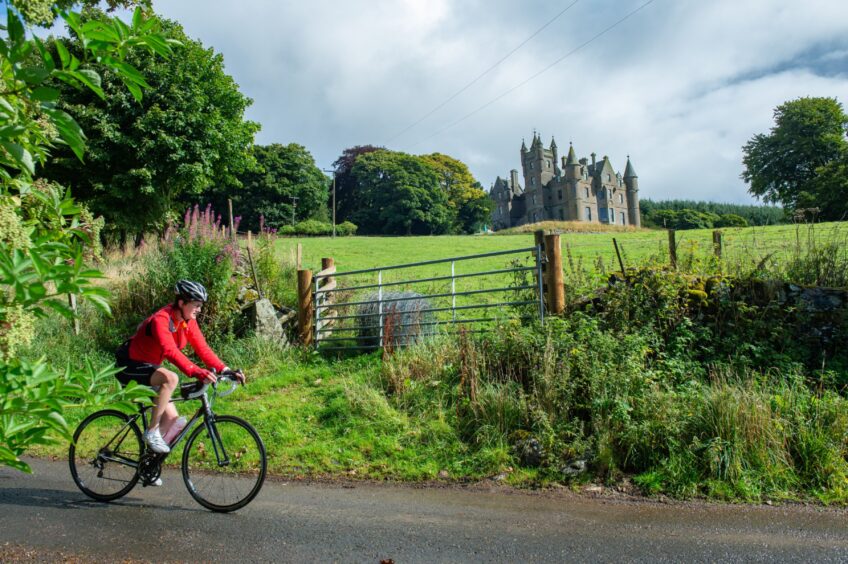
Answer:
[
  {"left": 742, "top": 97, "right": 848, "bottom": 218},
  {"left": 331, "top": 145, "right": 383, "bottom": 223},
  {"left": 420, "top": 152, "right": 492, "bottom": 233},
  {"left": 41, "top": 12, "right": 259, "bottom": 240},
  {"left": 1, "top": 4, "right": 163, "bottom": 471},
  {"left": 349, "top": 150, "right": 452, "bottom": 235},
  {"left": 222, "top": 143, "right": 328, "bottom": 231}
]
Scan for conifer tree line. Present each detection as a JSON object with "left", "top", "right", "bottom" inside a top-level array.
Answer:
[{"left": 640, "top": 199, "right": 785, "bottom": 230}]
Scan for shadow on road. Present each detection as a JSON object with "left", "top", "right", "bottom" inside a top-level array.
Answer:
[{"left": 0, "top": 487, "right": 202, "bottom": 514}]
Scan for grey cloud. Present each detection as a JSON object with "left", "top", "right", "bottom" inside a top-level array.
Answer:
[{"left": 112, "top": 1, "right": 848, "bottom": 203}]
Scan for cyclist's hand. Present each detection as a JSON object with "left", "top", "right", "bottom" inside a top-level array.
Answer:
[
  {"left": 194, "top": 368, "right": 216, "bottom": 384},
  {"left": 223, "top": 366, "right": 246, "bottom": 385}
]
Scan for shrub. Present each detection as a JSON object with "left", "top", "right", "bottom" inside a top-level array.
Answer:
[
  {"left": 714, "top": 214, "right": 749, "bottom": 228},
  {"left": 110, "top": 204, "right": 242, "bottom": 340}
]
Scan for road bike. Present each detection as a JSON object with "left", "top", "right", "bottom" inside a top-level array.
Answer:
[{"left": 68, "top": 370, "right": 267, "bottom": 512}]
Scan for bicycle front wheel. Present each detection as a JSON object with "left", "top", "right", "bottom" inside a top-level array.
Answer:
[
  {"left": 69, "top": 409, "right": 142, "bottom": 501},
  {"left": 181, "top": 415, "right": 267, "bottom": 512}
]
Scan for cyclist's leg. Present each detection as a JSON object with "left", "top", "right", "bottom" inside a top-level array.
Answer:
[{"left": 149, "top": 368, "right": 178, "bottom": 432}]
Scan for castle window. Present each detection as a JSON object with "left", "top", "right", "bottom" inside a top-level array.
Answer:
[
  {"left": 530, "top": 162, "right": 534, "bottom": 170},
  {"left": 584, "top": 207, "right": 592, "bottom": 221},
  {"left": 584, "top": 187, "right": 589, "bottom": 198},
  {"left": 546, "top": 160, "right": 551, "bottom": 168},
  {"left": 620, "top": 211, "right": 626, "bottom": 225},
  {"left": 558, "top": 189, "right": 562, "bottom": 200},
  {"left": 607, "top": 173, "right": 611, "bottom": 181},
  {"left": 618, "top": 193, "right": 624, "bottom": 204},
  {"left": 532, "top": 194, "right": 536, "bottom": 204},
  {"left": 531, "top": 177, "right": 535, "bottom": 186}
]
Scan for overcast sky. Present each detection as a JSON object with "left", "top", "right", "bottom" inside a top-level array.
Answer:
[{"left": 101, "top": 1, "right": 848, "bottom": 203}]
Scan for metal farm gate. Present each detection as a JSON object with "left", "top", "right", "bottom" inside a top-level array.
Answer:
[{"left": 311, "top": 246, "right": 546, "bottom": 352}]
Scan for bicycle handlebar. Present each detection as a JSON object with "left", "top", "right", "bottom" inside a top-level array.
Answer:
[{"left": 180, "top": 369, "right": 244, "bottom": 400}]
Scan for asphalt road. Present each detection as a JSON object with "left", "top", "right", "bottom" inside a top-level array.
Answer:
[{"left": 1, "top": 458, "right": 847, "bottom": 563}]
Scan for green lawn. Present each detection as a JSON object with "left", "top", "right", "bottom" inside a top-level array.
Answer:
[{"left": 277, "top": 222, "right": 843, "bottom": 277}]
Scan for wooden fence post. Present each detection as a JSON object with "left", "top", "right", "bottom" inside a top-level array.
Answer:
[
  {"left": 296, "top": 243, "right": 303, "bottom": 270},
  {"left": 712, "top": 230, "right": 723, "bottom": 259},
  {"left": 297, "top": 269, "right": 313, "bottom": 346},
  {"left": 543, "top": 233, "right": 564, "bottom": 315},
  {"left": 534, "top": 230, "right": 547, "bottom": 309},
  {"left": 668, "top": 229, "right": 677, "bottom": 269}
]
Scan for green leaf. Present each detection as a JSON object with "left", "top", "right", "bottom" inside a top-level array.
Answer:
[
  {"left": 0, "top": 125, "right": 26, "bottom": 139},
  {"left": 73, "top": 69, "right": 105, "bottom": 100},
  {"left": 123, "top": 79, "right": 143, "bottom": 103},
  {"left": 18, "top": 67, "right": 51, "bottom": 86},
  {"left": 33, "top": 37, "right": 55, "bottom": 72},
  {"left": 7, "top": 8, "right": 24, "bottom": 44},
  {"left": 0, "top": 141, "right": 35, "bottom": 175},
  {"left": 132, "top": 6, "right": 143, "bottom": 30},
  {"left": 43, "top": 109, "right": 86, "bottom": 162},
  {"left": 109, "top": 60, "right": 150, "bottom": 88},
  {"left": 55, "top": 41, "right": 71, "bottom": 69},
  {"left": 31, "top": 87, "right": 60, "bottom": 102}
]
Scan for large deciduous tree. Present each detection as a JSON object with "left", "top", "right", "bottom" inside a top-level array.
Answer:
[
  {"left": 421, "top": 152, "right": 492, "bottom": 233},
  {"left": 742, "top": 97, "right": 848, "bottom": 219},
  {"left": 221, "top": 143, "right": 328, "bottom": 231},
  {"left": 349, "top": 150, "right": 452, "bottom": 235},
  {"left": 331, "top": 144, "right": 382, "bottom": 223},
  {"left": 42, "top": 12, "right": 259, "bottom": 241}
]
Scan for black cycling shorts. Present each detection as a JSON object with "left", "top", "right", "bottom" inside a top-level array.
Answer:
[{"left": 115, "top": 340, "right": 161, "bottom": 388}]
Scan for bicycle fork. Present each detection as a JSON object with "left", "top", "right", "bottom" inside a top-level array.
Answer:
[{"left": 201, "top": 396, "right": 230, "bottom": 468}]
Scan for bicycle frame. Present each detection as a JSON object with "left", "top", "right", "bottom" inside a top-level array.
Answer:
[{"left": 99, "top": 385, "right": 233, "bottom": 472}]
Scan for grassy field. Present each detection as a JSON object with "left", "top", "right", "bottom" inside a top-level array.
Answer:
[{"left": 277, "top": 221, "right": 843, "bottom": 277}]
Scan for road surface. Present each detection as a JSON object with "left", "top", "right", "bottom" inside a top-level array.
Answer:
[{"left": 1, "top": 458, "right": 846, "bottom": 562}]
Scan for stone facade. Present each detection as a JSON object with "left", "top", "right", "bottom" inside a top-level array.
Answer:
[{"left": 490, "top": 133, "right": 640, "bottom": 230}]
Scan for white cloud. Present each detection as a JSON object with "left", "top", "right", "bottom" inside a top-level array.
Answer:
[{"left": 144, "top": 0, "right": 848, "bottom": 203}]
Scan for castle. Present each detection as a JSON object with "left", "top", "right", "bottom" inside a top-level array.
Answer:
[{"left": 489, "top": 133, "right": 640, "bottom": 230}]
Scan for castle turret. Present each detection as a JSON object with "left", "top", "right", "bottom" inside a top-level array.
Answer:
[
  {"left": 564, "top": 143, "right": 579, "bottom": 180},
  {"left": 550, "top": 137, "right": 559, "bottom": 177},
  {"left": 624, "top": 155, "right": 640, "bottom": 227}
]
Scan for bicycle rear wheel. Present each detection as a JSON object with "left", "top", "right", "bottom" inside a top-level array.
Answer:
[
  {"left": 69, "top": 409, "right": 142, "bottom": 501},
  {"left": 181, "top": 415, "right": 267, "bottom": 512}
]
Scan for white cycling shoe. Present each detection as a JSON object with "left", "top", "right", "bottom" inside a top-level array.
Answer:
[
  {"left": 143, "top": 429, "right": 171, "bottom": 454},
  {"left": 151, "top": 477, "right": 163, "bottom": 487}
]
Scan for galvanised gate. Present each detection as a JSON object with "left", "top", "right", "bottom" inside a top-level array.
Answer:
[{"left": 311, "top": 246, "right": 546, "bottom": 352}]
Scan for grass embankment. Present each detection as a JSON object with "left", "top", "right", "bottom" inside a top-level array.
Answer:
[{"left": 24, "top": 221, "right": 848, "bottom": 503}]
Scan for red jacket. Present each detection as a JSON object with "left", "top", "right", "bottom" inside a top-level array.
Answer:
[{"left": 128, "top": 305, "right": 225, "bottom": 377}]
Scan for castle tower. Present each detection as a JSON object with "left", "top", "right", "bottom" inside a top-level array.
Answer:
[
  {"left": 563, "top": 142, "right": 579, "bottom": 180},
  {"left": 624, "top": 155, "right": 640, "bottom": 228}
]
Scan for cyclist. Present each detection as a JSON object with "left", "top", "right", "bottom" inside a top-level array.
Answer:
[{"left": 115, "top": 280, "right": 244, "bottom": 461}]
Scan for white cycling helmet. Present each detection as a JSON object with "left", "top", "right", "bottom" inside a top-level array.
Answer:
[{"left": 175, "top": 280, "right": 209, "bottom": 303}]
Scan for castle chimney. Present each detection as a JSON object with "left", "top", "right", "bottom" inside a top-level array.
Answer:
[
  {"left": 591, "top": 152, "right": 596, "bottom": 167},
  {"left": 510, "top": 169, "right": 519, "bottom": 190}
]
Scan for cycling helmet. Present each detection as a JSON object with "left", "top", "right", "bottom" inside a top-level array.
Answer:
[{"left": 175, "top": 280, "right": 208, "bottom": 303}]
